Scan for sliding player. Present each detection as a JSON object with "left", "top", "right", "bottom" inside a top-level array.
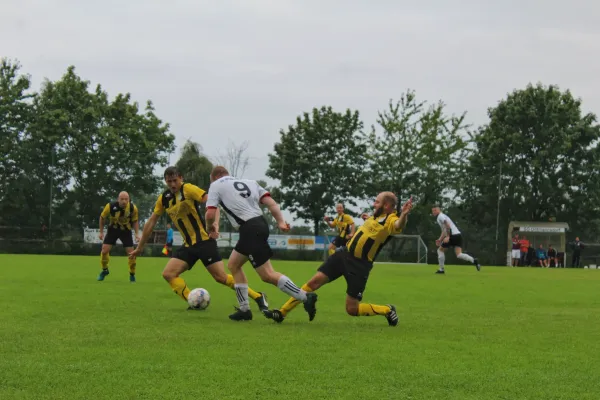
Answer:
[{"left": 264, "top": 192, "right": 412, "bottom": 326}]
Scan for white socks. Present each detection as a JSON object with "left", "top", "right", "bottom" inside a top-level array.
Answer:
[
  {"left": 234, "top": 283, "right": 250, "bottom": 312},
  {"left": 277, "top": 275, "right": 307, "bottom": 302},
  {"left": 438, "top": 249, "right": 445, "bottom": 271},
  {"left": 458, "top": 253, "right": 475, "bottom": 263}
]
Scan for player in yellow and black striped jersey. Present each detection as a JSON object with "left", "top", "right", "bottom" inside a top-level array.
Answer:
[
  {"left": 264, "top": 192, "right": 412, "bottom": 326},
  {"left": 324, "top": 203, "right": 355, "bottom": 256},
  {"left": 128, "top": 166, "right": 268, "bottom": 312},
  {"left": 97, "top": 191, "right": 140, "bottom": 282}
]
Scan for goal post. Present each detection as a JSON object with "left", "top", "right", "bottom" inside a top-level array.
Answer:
[{"left": 323, "top": 233, "right": 428, "bottom": 264}]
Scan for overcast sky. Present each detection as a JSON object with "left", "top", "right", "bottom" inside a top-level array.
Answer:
[{"left": 2, "top": 0, "right": 599, "bottom": 222}]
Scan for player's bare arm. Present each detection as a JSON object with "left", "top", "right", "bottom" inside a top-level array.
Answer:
[
  {"left": 133, "top": 220, "right": 140, "bottom": 242},
  {"left": 202, "top": 194, "right": 220, "bottom": 238},
  {"left": 393, "top": 198, "right": 413, "bottom": 230},
  {"left": 261, "top": 196, "right": 290, "bottom": 232},
  {"left": 348, "top": 222, "right": 356, "bottom": 238},
  {"left": 324, "top": 217, "right": 335, "bottom": 228},
  {"left": 98, "top": 215, "right": 105, "bottom": 240},
  {"left": 129, "top": 213, "right": 159, "bottom": 258}
]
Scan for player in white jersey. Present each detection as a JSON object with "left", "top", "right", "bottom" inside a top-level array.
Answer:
[
  {"left": 205, "top": 166, "right": 318, "bottom": 321},
  {"left": 432, "top": 206, "right": 481, "bottom": 274}
]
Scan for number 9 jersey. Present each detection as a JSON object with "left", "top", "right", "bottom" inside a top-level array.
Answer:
[{"left": 206, "top": 176, "right": 271, "bottom": 228}]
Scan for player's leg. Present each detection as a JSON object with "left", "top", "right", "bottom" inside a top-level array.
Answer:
[
  {"left": 98, "top": 228, "right": 117, "bottom": 281},
  {"left": 253, "top": 259, "right": 318, "bottom": 320},
  {"left": 436, "top": 246, "right": 447, "bottom": 274},
  {"left": 121, "top": 231, "right": 136, "bottom": 282},
  {"left": 344, "top": 259, "right": 398, "bottom": 326},
  {"left": 225, "top": 249, "right": 256, "bottom": 320},
  {"left": 265, "top": 253, "right": 345, "bottom": 323},
  {"left": 205, "top": 258, "right": 269, "bottom": 312},
  {"left": 455, "top": 245, "right": 481, "bottom": 271},
  {"left": 162, "top": 247, "right": 196, "bottom": 307}
]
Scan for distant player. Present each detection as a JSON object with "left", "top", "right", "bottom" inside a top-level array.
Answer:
[
  {"left": 165, "top": 223, "right": 174, "bottom": 257},
  {"left": 129, "top": 166, "right": 268, "bottom": 312},
  {"left": 432, "top": 206, "right": 481, "bottom": 274},
  {"left": 511, "top": 233, "right": 521, "bottom": 267},
  {"left": 324, "top": 203, "right": 355, "bottom": 256},
  {"left": 263, "top": 192, "right": 412, "bottom": 326},
  {"left": 205, "top": 166, "right": 317, "bottom": 321},
  {"left": 97, "top": 191, "right": 140, "bottom": 282}
]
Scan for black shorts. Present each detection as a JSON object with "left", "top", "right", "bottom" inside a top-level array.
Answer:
[
  {"left": 166, "top": 241, "right": 173, "bottom": 248},
  {"left": 103, "top": 227, "right": 134, "bottom": 247},
  {"left": 174, "top": 239, "right": 222, "bottom": 269},
  {"left": 317, "top": 250, "right": 372, "bottom": 301},
  {"left": 332, "top": 236, "right": 348, "bottom": 248},
  {"left": 235, "top": 216, "right": 273, "bottom": 268},
  {"left": 442, "top": 234, "right": 463, "bottom": 249}
]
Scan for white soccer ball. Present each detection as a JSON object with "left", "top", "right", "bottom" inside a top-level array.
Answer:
[{"left": 188, "top": 288, "right": 211, "bottom": 310}]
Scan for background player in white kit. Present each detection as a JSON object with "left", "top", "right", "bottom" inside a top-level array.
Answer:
[
  {"left": 432, "top": 206, "right": 481, "bottom": 274},
  {"left": 205, "top": 166, "right": 318, "bottom": 321}
]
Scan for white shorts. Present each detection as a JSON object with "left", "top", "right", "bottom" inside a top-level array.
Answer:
[{"left": 511, "top": 249, "right": 521, "bottom": 259}]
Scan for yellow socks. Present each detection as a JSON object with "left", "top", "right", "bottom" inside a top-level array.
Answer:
[
  {"left": 358, "top": 303, "right": 391, "bottom": 316},
  {"left": 280, "top": 283, "right": 313, "bottom": 317},
  {"left": 128, "top": 258, "right": 136, "bottom": 275},
  {"left": 223, "top": 274, "right": 262, "bottom": 300},
  {"left": 168, "top": 277, "right": 191, "bottom": 301},
  {"left": 328, "top": 248, "right": 335, "bottom": 256},
  {"left": 100, "top": 253, "right": 110, "bottom": 270}
]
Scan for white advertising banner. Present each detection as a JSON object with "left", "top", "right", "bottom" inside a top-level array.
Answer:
[
  {"left": 84, "top": 229, "right": 324, "bottom": 250},
  {"left": 519, "top": 227, "right": 565, "bottom": 233}
]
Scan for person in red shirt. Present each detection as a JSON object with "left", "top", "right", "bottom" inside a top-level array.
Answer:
[{"left": 519, "top": 236, "right": 530, "bottom": 266}]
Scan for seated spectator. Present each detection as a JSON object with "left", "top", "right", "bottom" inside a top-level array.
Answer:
[
  {"left": 547, "top": 245, "right": 558, "bottom": 267},
  {"left": 536, "top": 244, "right": 548, "bottom": 268}
]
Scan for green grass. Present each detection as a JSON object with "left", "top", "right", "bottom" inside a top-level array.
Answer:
[{"left": 1, "top": 255, "right": 599, "bottom": 400}]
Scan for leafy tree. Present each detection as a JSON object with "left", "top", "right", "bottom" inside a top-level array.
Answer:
[
  {"left": 464, "top": 83, "right": 600, "bottom": 251},
  {"left": 30, "top": 66, "right": 175, "bottom": 229},
  {"left": 267, "top": 106, "right": 368, "bottom": 235},
  {"left": 368, "top": 91, "right": 470, "bottom": 245},
  {"left": 0, "top": 59, "right": 35, "bottom": 227},
  {"left": 175, "top": 140, "right": 213, "bottom": 191}
]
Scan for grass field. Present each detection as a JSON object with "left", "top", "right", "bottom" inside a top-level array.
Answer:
[{"left": 1, "top": 254, "right": 599, "bottom": 400}]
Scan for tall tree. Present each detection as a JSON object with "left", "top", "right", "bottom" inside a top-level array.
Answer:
[
  {"left": 215, "top": 140, "right": 250, "bottom": 178},
  {"left": 267, "top": 106, "right": 368, "bottom": 235},
  {"left": 0, "top": 59, "right": 35, "bottom": 227},
  {"left": 175, "top": 140, "right": 213, "bottom": 190},
  {"left": 31, "top": 66, "right": 175, "bottom": 229},
  {"left": 368, "top": 91, "right": 470, "bottom": 243},
  {"left": 465, "top": 83, "right": 600, "bottom": 246}
]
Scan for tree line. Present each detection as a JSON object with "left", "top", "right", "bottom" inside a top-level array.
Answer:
[{"left": 2, "top": 58, "right": 599, "bottom": 263}]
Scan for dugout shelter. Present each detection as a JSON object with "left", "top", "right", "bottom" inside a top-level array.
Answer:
[{"left": 507, "top": 221, "right": 569, "bottom": 266}]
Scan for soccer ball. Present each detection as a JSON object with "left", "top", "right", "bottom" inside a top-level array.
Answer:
[{"left": 188, "top": 288, "right": 210, "bottom": 310}]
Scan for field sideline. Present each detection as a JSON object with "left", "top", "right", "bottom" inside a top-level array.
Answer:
[{"left": 1, "top": 254, "right": 599, "bottom": 400}]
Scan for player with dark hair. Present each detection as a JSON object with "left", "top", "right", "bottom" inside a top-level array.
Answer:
[
  {"left": 263, "top": 192, "right": 412, "bottom": 326},
  {"left": 205, "top": 166, "right": 317, "bottom": 321},
  {"left": 128, "top": 166, "right": 268, "bottom": 312},
  {"left": 97, "top": 191, "right": 140, "bottom": 282},
  {"left": 431, "top": 206, "right": 481, "bottom": 274}
]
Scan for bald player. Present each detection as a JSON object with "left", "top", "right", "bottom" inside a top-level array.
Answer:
[
  {"left": 264, "top": 192, "right": 411, "bottom": 326},
  {"left": 97, "top": 191, "right": 140, "bottom": 282}
]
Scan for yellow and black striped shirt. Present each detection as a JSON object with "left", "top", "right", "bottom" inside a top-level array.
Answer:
[
  {"left": 346, "top": 212, "right": 403, "bottom": 263},
  {"left": 154, "top": 183, "right": 210, "bottom": 247},
  {"left": 101, "top": 201, "right": 138, "bottom": 231},
  {"left": 332, "top": 213, "right": 354, "bottom": 239}
]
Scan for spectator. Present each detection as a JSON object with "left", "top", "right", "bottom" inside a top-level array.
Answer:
[
  {"left": 547, "top": 244, "right": 558, "bottom": 268},
  {"left": 536, "top": 244, "right": 548, "bottom": 268},
  {"left": 571, "top": 237, "right": 584, "bottom": 267},
  {"left": 519, "top": 235, "right": 530, "bottom": 266},
  {"left": 526, "top": 243, "right": 535, "bottom": 267},
  {"left": 511, "top": 233, "right": 521, "bottom": 267}
]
